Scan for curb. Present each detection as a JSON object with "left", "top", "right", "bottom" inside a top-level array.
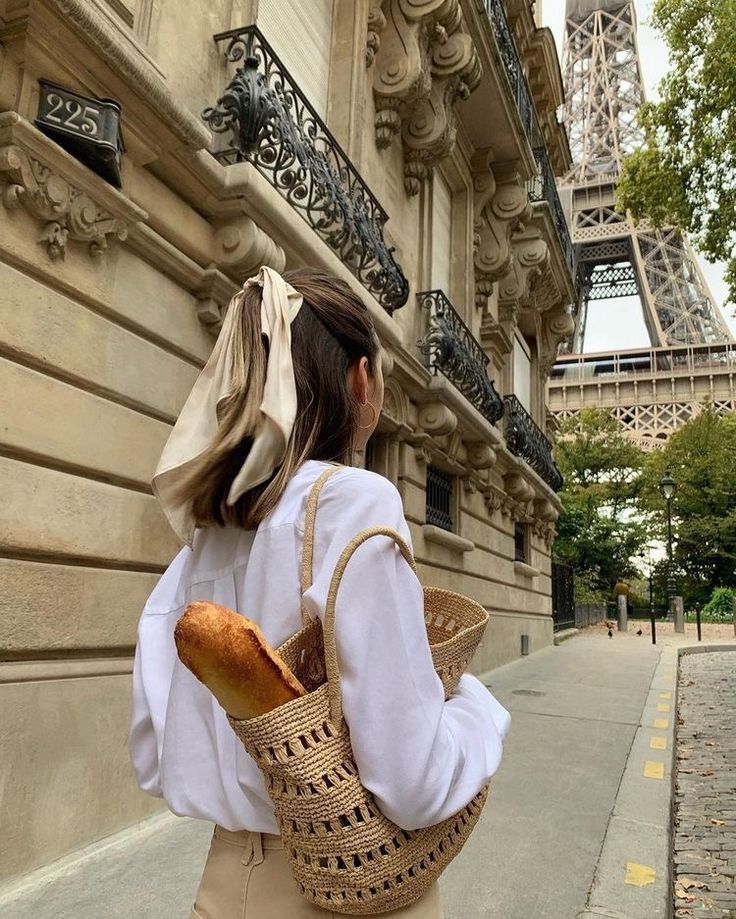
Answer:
[
  {"left": 577, "top": 645, "right": 679, "bottom": 919},
  {"left": 553, "top": 627, "right": 579, "bottom": 645}
]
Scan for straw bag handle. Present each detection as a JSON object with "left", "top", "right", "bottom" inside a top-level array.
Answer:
[
  {"left": 300, "top": 465, "right": 342, "bottom": 624},
  {"left": 323, "top": 526, "right": 418, "bottom": 725}
]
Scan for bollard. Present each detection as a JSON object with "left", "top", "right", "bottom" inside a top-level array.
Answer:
[
  {"left": 673, "top": 596, "right": 685, "bottom": 634},
  {"left": 695, "top": 603, "right": 702, "bottom": 642},
  {"left": 617, "top": 593, "right": 628, "bottom": 632},
  {"left": 649, "top": 603, "right": 657, "bottom": 645}
]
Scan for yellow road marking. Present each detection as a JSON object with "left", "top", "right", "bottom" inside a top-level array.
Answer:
[
  {"left": 650, "top": 736, "right": 667, "bottom": 750},
  {"left": 657, "top": 703, "right": 670, "bottom": 712},
  {"left": 644, "top": 761, "right": 664, "bottom": 779},
  {"left": 654, "top": 718, "right": 669, "bottom": 729},
  {"left": 659, "top": 691, "right": 672, "bottom": 699},
  {"left": 625, "top": 863, "right": 656, "bottom": 887}
]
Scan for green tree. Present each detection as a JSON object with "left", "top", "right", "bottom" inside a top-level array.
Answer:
[
  {"left": 643, "top": 406, "right": 736, "bottom": 602},
  {"left": 616, "top": 0, "right": 736, "bottom": 305},
  {"left": 554, "top": 409, "right": 649, "bottom": 593}
]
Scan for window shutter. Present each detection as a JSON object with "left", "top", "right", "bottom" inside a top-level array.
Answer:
[
  {"left": 431, "top": 173, "right": 453, "bottom": 293},
  {"left": 514, "top": 336, "right": 533, "bottom": 413},
  {"left": 257, "top": 0, "right": 335, "bottom": 119}
]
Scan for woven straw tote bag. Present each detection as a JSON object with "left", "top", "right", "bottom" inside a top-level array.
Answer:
[{"left": 228, "top": 468, "right": 490, "bottom": 914}]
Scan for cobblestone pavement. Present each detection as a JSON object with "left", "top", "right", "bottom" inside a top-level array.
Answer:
[{"left": 674, "top": 651, "right": 736, "bottom": 918}]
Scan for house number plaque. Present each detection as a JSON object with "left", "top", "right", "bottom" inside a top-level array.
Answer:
[{"left": 36, "top": 80, "right": 124, "bottom": 187}]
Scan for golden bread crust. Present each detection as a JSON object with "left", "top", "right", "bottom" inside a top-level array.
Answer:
[{"left": 174, "top": 601, "right": 306, "bottom": 719}]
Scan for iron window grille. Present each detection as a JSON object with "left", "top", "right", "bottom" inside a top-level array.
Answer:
[
  {"left": 504, "top": 394, "right": 564, "bottom": 492},
  {"left": 417, "top": 290, "right": 505, "bottom": 425},
  {"left": 202, "top": 25, "right": 409, "bottom": 314},
  {"left": 426, "top": 466, "right": 454, "bottom": 532},
  {"left": 514, "top": 522, "right": 528, "bottom": 562}
]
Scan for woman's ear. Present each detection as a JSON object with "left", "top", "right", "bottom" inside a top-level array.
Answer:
[{"left": 348, "top": 357, "right": 370, "bottom": 405}]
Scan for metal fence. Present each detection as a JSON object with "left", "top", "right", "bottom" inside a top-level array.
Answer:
[
  {"left": 551, "top": 561, "right": 575, "bottom": 631},
  {"left": 574, "top": 602, "right": 609, "bottom": 629}
]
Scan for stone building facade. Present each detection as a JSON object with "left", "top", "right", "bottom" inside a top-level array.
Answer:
[{"left": 0, "top": 0, "right": 575, "bottom": 888}]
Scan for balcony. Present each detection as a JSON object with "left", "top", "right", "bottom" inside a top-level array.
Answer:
[
  {"left": 418, "top": 290, "right": 505, "bottom": 425},
  {"left": 526, "top": 146, "right": 576, "bottom": 282},
  {"left": 483, "top": 0, "right": 535, "bottom": 150},
  {"left": 202, "top": 26, "right": 408, "bottom": 314},
  {"left": 504, "top": 395, "right": 563, "bottom": 492}
]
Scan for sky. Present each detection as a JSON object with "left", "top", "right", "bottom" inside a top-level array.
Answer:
[{"left": 541, "top": 0, "right": 736, "bottom": 351}]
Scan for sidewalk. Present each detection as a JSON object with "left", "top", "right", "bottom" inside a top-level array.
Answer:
[{"left": 2, "top": 625, "right": 731, "bottom": 919}]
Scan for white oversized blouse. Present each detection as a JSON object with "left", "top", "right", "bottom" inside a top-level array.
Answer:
[{"left": 129, "top": 461, "right": 511, "bottom": 833}]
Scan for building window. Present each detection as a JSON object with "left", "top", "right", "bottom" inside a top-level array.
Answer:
[
  {"left": 257, "top": 0, "right": 335, "bottom": 118},
  {"left": 430, "top": 171, "right": 453, "bottom": 294},
  {"left": 426, "top": 466, "right": 454, "bottom": 531},
  {"left": 513, "top": 334, "right": 533, "bottom": 414},
  {"left": 514, "top": 522, "right": 529, "bottom": 562}
]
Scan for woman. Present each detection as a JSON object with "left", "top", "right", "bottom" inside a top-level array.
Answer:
[{"left": 129, "top": 266, "right": 511, "bottom": 918}]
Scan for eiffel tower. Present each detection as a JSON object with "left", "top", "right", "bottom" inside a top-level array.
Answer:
[{"left": 547, "top": 0, "right": 736, "bottom": 447}]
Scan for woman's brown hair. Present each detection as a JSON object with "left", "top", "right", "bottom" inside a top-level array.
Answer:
[{"left": 174, "top": 268, "right": 380, "bottom": 530}]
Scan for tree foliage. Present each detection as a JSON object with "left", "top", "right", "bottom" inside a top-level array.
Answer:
[
  {"left": 641, "top": 406, "right": 736, "bottom": 601},
  {"left": 553, "top": 409, "right": 649, "bottom": 592},
  {"left": 616, "top": 0, "right": 736, "bottom": 305}
]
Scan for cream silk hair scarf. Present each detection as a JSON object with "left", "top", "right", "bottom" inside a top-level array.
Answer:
[{"left": 152, "top": 266, "right": 303, "bottom": 546}]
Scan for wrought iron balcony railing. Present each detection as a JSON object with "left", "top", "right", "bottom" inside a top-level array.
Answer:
[
  {"left": 504, "top": 394, "right": 563, "bottom": 492},
  {"left": 202, "top": 26, "right": 409, "bottom": 314},
  {"left": 418, "top": 290, "right": 505, "bottom": 424},
  {"left": 484, "top": 0, "right": 535, "bottom": 149},
  {"left": 526, "top": 146, "right": 576, "bottom": 280}
]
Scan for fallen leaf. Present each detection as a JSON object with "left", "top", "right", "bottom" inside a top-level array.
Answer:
[
  {"left": 700, "top": 771, "right": 715, "bottom": 777},
  {"left": 705, "top": 741, "right": 716, "bottom": 747},
  {"left": 710, "top": 819, "right": 725, "bottom": 826},
  {"left": 679, "top": 878, "right": 708, "bottom": 890}
]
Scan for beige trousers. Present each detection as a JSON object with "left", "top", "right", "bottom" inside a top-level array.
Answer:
[{"left": 190, "top": 826, "right": 444, "bottom": 919}]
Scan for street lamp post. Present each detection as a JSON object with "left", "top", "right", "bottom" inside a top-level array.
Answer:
[{"left": 659, "top": 470, "right": 679, "bottom": 627}]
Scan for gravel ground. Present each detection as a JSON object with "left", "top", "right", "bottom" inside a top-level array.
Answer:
[{"left": 672, "top": 651, "right": 736, "bottom": 918}]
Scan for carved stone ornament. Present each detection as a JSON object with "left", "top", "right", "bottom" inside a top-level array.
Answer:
[
  {"left": 366, "top": 3, "right": 388, "bottom": 66},
  {"left": 473, "top": 158, "right": 533, "bottom": 310},
  {"left": 497, "top": 229, "right": 550, "bottom": 309},
  {"left": 212, "top": 217, "right": 285, "bottom": 280},
  {"left": 371, "top": 0, "right": 481, "bottom": 194},
  {"left": 418, "top": 401, "right": 457, "bottom": 436},
  {"left": 539, "top": 307, "right": 575, "bottom": 379},
  {"left": 466, "top": 441, "right": 496, "bottom": 470},
  {"left": 0, "top": 115, "right": 145, "bottom": 260}
]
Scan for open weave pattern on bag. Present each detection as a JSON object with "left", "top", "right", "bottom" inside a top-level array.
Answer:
[
  {"left": 229, "top": 679, "right": 488, "bottom": 915},
  {"left": 227, "top": 587, "right": 490, "bottom": 915}
]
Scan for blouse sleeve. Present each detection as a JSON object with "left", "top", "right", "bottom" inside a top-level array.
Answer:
[{"left": 302, "top": 469, "right": 511, "bottom": 831}]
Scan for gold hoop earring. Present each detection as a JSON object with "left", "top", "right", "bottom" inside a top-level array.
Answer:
[{"left": 358, "top": 402, "right": 378, "bottom": 430}]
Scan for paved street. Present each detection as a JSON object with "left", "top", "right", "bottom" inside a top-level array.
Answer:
[{"left": 673, "top": 651, "right": 736, "bottom": 918}]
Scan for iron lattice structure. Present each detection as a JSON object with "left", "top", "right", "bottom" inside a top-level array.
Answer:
[{"left": 548, "top": 0, "right": 735, "bottom": 446}]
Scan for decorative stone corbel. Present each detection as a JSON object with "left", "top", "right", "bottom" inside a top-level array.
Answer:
[
  {"left": 211, "top": 217, "right": 285, "bottom": 281},
  {"left": 195, "top": 268, "right": 239, "bottom": 333},
  {"left": 418, "top": 402, "right": 457, "bottom": 436},
  {"left": 497, "top": 228, "right": 549, "bottom": 309},
  {"left": 366, "top": 2, "right": 388, "bottom": 66},
  {"left": 371, "top": 0, "right": 481, "bottom": 194},
  {"left": 466, "top": 441, "right": 496, "bottom": 470},
  {"left": 504, "top": 471, "right": 534, "bottom": 503},
  {"left": 538, "top": 306, "right": 575, "bottom": 379},
  {"left": 474, "top": 165, "right": 532, "bottom": 309},
  {"left": 0, "top": 119, "right": 144, "bottom": 260}
]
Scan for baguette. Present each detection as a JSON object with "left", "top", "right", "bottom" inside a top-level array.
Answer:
[{"left": 174, "top": 601, "right": 306, "bottom": 719}]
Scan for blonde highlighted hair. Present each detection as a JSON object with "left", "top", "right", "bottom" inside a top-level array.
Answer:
[{"left": 174, "top": 268, "right": 380, "bottom": 530}]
